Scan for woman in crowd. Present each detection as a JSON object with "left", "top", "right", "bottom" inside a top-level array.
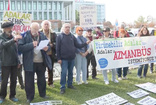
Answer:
[
  {"left": 116, "top": 29, "right": 129, "bottom": 80},
  {"left": 40, "top": 20, "right": 57, "bottom": 87},
  {"left": 137, "top": 26, "right": 150, "bottom": 78},
  {"left": 102, "top": 27, "right": 119, "bottom": 84},
  {"left": 75, "top": 26, "right": 89, "bottom": 85}
]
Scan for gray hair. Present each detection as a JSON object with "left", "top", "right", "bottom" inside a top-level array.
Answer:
[
  {"left": 41, "top": 20, "right": 51, "bottom": 29},
  {"left": 61, "top": 23, "right": 71, "bottom": 33},
  {"left": 30, "top": 22, "right": 40, "bottom": 28}
]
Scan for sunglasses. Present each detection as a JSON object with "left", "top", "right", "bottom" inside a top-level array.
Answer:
[{"left": 79, "top": 30, "right": 83, "bottom": 31}]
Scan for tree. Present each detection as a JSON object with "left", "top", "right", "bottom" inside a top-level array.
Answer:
[
  {"left": 75, "top": 10, "right": 80, "bottom": 25},
  {"left": 134, "top": 16, "right": 147, "bottom": 28},
  {"left": 103, "top": 21, "right": 113, "bottom": 28}
]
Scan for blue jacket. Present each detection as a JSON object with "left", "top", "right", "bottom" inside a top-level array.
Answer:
[
  {"left": 56, "top": 32, "right": 87, "bottom": 60},
  {"left": 18, "top": 31, "right": 50, "bottom": 71},
  {"left": 75, "top": 35, "right": 89, "bottom": 53}
]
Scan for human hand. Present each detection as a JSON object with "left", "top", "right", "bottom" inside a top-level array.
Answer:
[
  {"left": 58, "top": 60, "right": 62, "bottom": 64},
  {"left": 42, "top": 46, "right": 49, "bottom": 51},
  {"left": 33, "top": 41, "right": 38, "bottom": 47},
  {"left": 86, "top": 40, "right": 91, "bottom": 44}
]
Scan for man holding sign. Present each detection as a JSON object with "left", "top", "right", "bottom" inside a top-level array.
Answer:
[
  {"left": 0, "top": 22, "right": 22, "bottom": 104},
  {"left": 18, "top": 22, "right": 50, "bottom": 103}
]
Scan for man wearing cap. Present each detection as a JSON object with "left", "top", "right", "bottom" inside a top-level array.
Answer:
[
  {"left": 0, "top": 22, "right": 22, "bottom": 103},
  {"left": 85, "top": 29, "right": 98, "bottom": 79}
]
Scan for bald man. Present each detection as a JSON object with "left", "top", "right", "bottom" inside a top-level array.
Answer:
[{"left": 18, "top": 22, "right": 50, "bottom": 103}]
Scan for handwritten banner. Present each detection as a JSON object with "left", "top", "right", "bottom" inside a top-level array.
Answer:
[
  {"left": 135, "top": 82, "right": 156, "bottom": 93},
  {"left": 85, "top": 92, "right": 128, "bottom": 105},
  {"left": 3, "top": 11, "right": 32, "bottom": 32},
  {"left": 30, "top": 100, "right": 62, "bottom": 105},
  {"left": 127, "top": 89, "right": 149, "bottom": 98},
  {"left": 137, "top": 96, "right": 156, "bottom": 105},
  {"left": 80, "top": 5, "right": 97, "bottom": 29},
  {"left": 92, "top": 36, "right": 156, "bottom": 70}
]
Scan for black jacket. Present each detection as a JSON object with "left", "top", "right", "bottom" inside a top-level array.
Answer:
[
  {"left": 56, "top": 32, "right": 87, "bottom": 60},
  {"left": 0, "top": 33, "right": 19, "bottom": 66}
]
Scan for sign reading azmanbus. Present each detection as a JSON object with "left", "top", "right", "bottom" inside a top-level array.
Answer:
[
  {"left": 92, "top": 36, "right": 156, "bottom": 70},
  {"left": 3, "top": 11, "right": 32, "bottom": 32}
]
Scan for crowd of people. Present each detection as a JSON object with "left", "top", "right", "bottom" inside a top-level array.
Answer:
[{"left": 0, "top": 21, "right": 155, "bottom": 104}]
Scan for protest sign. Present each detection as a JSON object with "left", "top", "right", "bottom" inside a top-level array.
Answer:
[
  {"left": 30, "top": 100, "right": 62, "bottom": 105},
  {"left": 92, "top": 36, "right": 156, "bottom": 70},
  {"left": 3, "top": 11, "right": 32, "bottom": 32},
  {"left": 137, "top": 96, "right": 156, "bottom": 105},
  {"left": 80, "top": 5, "right": 97, "bottom": 29},
  {"left": 135, "top": 82, "right": 156, "bottom": 93},
  {"left": 124, "top": 102, "right": 135, "bottom": 105},
  {"left": 85, "top": 92, "right": 128, "bottom": 105},
  {"left": 127, "top": 89, "right": 149, "bottom": 98}
]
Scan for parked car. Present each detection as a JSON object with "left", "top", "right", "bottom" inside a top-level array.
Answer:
[{"left": 128, "top": 31, "right": 135, "bottom": 37}]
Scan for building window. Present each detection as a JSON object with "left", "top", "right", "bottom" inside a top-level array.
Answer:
[
  {"left": 5, "top": 1, "right": 8, "bottom": 10},
  {"left": 39, "top": 12, "right": 42, "bottom": 20},
  {"left": 49, "top": 12, "right": 52, "bottom": 20},
  {"left": 59, "top": 12, "right": 62, "bottom": 20},
  {"left": 49, "top": 2, "right": 52, "bottom": 10},
  {"left": 0, "top": 12, "right": 3, "bottom": 21},
  {"left": 59, "top": 2, "right": 62, "bottom": 10},
  {"left": 28, "top": 12, "right": 32, "bottom": 14},
  {"left": 54, "top": 12, "right": 57, "bottom": 20},
  {"left": 43, "top": 2, "right": 47, "bottom": 10},
  {"left": 33, "top": 1, "right": 37, "bottom": 10},
  {"left": 11, "top": 1, "right": 15, "bottom": 10},
  {"left": 0, "top": 1, "right": 4, "bottom": 10},
  {"left": 33, "top": 12, "right": 37, "bottom": 20},
  {"left": 28, "top": 1, "right": 32, "bottom": 10},
  {"left": 38, "top": 1, "right": 42, "bottom": 10},
  {"left": 54, "top": 2, "right": 57, "bottom": 10},
  {"left": 22, "top": 1, "right": 26, "bottom": 10},
  {"left": 44, "top": 12, "right": 47, "bottom": 20},
  {"left": 17, "top": 1, "right": 21, "bottom": 10}
]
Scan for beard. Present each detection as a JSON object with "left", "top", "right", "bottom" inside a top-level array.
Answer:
[{"left": 5, "top": 31, "right": 12, "bottom": 36}]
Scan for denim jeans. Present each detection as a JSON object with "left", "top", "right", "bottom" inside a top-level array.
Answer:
[
  {"left": 0, "top": 61, "right": 1, "bottom": 82},
  {"left": 75, "top": 54, "right": 87, "bottom": 83},
  {"left": 137, "top": 64, "right": 148, "bottom": 77},
  {"left": 60, "top": 59, "right": 75, "bottom": 90},
  {"left": 102, "top": 69, "right": 117, "bottom": 82},
  {"left": 116, "top": 67, "right": 128, "bottom": 78}
]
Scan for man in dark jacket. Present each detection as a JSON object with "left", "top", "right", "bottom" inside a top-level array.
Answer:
[
  {"left": 18, "top": 22, "right": 50, "bottom": 103},
  {"left": 0, "top": 22, "right": 22, "bottom": 104},
  {"left": 56, "top": 23, "right": 90, "bottom": 94}
]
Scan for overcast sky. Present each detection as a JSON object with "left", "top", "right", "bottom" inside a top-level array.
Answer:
[{"left": 85, "top": 0, "right": 155, "bottom": 25}]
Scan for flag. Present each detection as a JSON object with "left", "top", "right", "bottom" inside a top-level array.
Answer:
[{"left": 8, "top": 0, "right": 10, "bottom": 10}]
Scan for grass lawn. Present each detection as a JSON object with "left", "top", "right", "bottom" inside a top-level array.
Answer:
[{"left": 1, "top": 68, "right": 156, "bottom": 105}]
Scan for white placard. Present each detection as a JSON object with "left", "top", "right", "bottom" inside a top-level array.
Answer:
[
  {"left": 3, "top": 11, "right": 32, "bottom": 32},
  {"left": 80, "top": 5, "right": 97, "bottom": 29},
  {"left": 85, "top": 92, "right": 128, "bottom": 105},
  {"left": 92, "top": 36, "right": 156, "bottom": 70},
  {"left": 137, "top": 96, "right": 156, "bottom": 105},
  {"left": 124, "top": 102, "right": 135, "bottom": 105},
  {"left": 127, "top": 89, "right": 149, "bottom": 98},
  {"left": 135, "top": 82, "right": 156, "bottom": 93},
  {"left": 30, "top": 100, "right": 62, "bottom": 105}
]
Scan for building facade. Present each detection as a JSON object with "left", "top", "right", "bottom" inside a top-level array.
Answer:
[
  {"left": 0, "top": 0, "right": 75, "bottom": 31},
  {"left": 75, "top": 0, "right": 105, "bottom": 24}
]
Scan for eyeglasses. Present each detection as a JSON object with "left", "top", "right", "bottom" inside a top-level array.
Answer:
[{"left": 79, "top": 30, "right": 83, "bottom": 32}]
